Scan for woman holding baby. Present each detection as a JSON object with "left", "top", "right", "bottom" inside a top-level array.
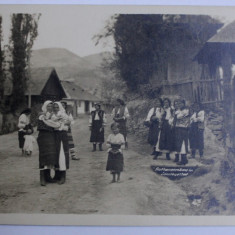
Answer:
[{"left": 37, "top": 100, "right": 71, "bottom": 186}]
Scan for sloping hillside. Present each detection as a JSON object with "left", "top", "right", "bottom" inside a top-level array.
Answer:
[{"left": 31, "top": 48, "right": 111, "bottom": 96}]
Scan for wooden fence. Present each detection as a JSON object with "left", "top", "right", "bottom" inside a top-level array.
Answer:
[{"left": 161, "top": 78, "right": 224, "bottom": 105}]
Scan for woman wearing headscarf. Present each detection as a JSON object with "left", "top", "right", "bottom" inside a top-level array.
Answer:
[
  {"left": 172, "top": 98, "right": 190, "bottom": 165},
  {"left": 111, "top": 99, "right": 130, "bottom": 149},
  {"left": 144, "top": 98, "right": 164, "bottom": 159},
  {"left": 18, "top": 108, "right": 33, "bottom": 155},
  {"left": 158, "top": 98, "right": 174, "bottom": 160},
  {"left": 61, "top": 101, "right": 79, "bottom": 160},
  {"left": 89, "top": 103, "right": 107, "bottom": 151},
  {"left": 52, "top": 101, "right": 71, "bottom": 184},
  {"left": 37, "top": 101, "right": 60, "bottom": 186}
]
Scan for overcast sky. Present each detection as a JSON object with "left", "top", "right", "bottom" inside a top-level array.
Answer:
[{"left": 1, "top": 4, "right": 235, "bottom": 57}]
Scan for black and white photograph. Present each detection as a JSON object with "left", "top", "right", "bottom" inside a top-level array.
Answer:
[{"left": 1, "top": 4, "right": 235, "bottom": 226}]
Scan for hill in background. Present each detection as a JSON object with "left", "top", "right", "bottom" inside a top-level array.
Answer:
[{"left": 31, "top": 48, "right": 113, "bottom": 97}]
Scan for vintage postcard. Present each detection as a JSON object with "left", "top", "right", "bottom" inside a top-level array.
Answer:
[{"left": 1, "top": 4, "right": 235, "bottom": 226}]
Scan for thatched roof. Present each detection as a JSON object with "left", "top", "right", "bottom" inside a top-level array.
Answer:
[
  {"left": 61, "top": 80, "right": 100, "bottom": 102},
  {"left": 25, "top": 67, "right": 60, "bottom": 95}
]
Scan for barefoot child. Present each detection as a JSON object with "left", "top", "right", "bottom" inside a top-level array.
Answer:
[{"left": 106, "top": 123, "right": 125, "bottom": 183}]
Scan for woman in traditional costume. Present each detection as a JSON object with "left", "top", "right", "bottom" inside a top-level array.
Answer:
[
  {"left": 89, "top": 103, "right": 106, "bottom": 152},
  {"left": 173, "top": 99, "right": 190, "bottom": 165},
  {"left": 18, "top": 108, "right": 33, "bottom": 155},
  {"left": 144, "top": 98, "right": 164, "bottom": 159},
  {"left": 52, "top": 102, "right": 71, "bottom": 184},
  {"left": 189, "top": 103, "right": 205, "bottom": 158},
  {"left": 37, "top": 101, "right": 59, "bottom": 186}
]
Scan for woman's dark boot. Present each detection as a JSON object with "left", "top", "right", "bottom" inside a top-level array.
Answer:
[
  {"left": 153, "top": 151, "right": 160, "bottom": 160},
  {"left": 92, "top": 144, "right": 96, "bottom": 152},
  {"left": 199, "top": 149, "right": 204, "bottom": 158},
  {"left": 191, "top": 149, "right": 196, "bottom": 158},
  {"left": 174, "top": 154, "right": 179, "bottom": 163},
  {"left": 53, "top": 170, "right": 61, "bottom": 181},
  {"left": 40, "top": 170, "right": 46, "bottom": 186},
  {"left": 45, "top": 169, "right": 56, "bottom": 183},
  {"left": 177, "top": 154, "right": 188, "bottom": 165},
  {"left": 166, "top": 153, "right": 171, "bottom": 160},
  {"left": 151, "top": 147, "right": 156, "bottom": 156},
  {"left": 99, "top": 143, "right": 103, "bottom": 151},
  {"left": 58, "top": 171, "right": 66, "bottom": 185}
]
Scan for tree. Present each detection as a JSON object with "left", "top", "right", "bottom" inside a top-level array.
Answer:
[
  {"left": 96, "top": 14, "right": 222, "bottom": 91},
  {"left": 9, "top": 13, "right": 40, "bottom": 111},
  {"left": 0, "top": 16, "right": 5, "bottom": 111}
]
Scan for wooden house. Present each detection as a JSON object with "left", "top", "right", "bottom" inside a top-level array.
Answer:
[
  {"left": 61, "top": 80, "right": 101, "bottom": 115},
  {"left": 26, "top": 67, "right": 67, "bottom": 105},
  {"left": 149, "top": 21, "right": 223, "bottom": 104},
  {"left": 195, "top": 20, "right": 235, "bottom": 147}
]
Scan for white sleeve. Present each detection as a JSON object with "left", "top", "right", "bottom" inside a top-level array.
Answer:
[
  {"left": 18, "top": 114, "right": 27, "bottom": 129},
  {"left": 111, "top": 108, "right": 115, "bottom": 117},
  {"left": 145, "top": 108, "right": 154, "bottom": 121},
  {"left": 120, "top": 134, "right": 126, "bottom": 150},
  {"left": 89, "top": 113, "right": 92, "bottom": 126},
  {"left": 196, "top": 111, "right": 205, "bottom": 122},
  {"left": 124, "top": 107, "right": 130, "bottom": 119},
  {"left": 106, "top": 134, "right": 111, "bottom": 147},
  {"left": 103, "top": 112, "right": 107, "bottom": 125},
  {"left": 42, "top": 119, "right": 61, "bottom": 128}
]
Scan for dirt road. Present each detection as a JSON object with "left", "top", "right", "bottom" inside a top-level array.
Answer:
[{"left": 0, "top": 115, "right": 197, "bottom": 215}]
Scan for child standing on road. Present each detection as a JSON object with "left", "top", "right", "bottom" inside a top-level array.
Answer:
[
  {"left": 106, "top": 123, "right": 125, "bottom": 183},
  {"left": 23, "top": 129, "right": 36, "bottom": 156}
]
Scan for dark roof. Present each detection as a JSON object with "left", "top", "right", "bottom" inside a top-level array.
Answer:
[
  {"left": 195, "top": 20, "right": 235, "bottom": 64},
  {"left": 208, "top": 20, "right": 235, "bottom": 43},
  {"left": 25, "top": 67, "right": 57, "bottom": 95},
  {"left": 61, "top": 80, "right": 100, "bottom": 102}
]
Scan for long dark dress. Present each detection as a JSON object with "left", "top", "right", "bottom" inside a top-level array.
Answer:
[
  {"left": 37, "top": 120, "right": 58, "bottom": 169},
  {"left": 90, "top": 110, "right": 105, "bottom": 143},
  {"left": 189, "top": 122, "right": 204, "bottom": 150},
  {"left": 159, "top": 119, "right": 173, "bottom": 151}
]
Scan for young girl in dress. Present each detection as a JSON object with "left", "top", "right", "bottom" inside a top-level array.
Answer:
[{"left": 106, "top": 123, "right": 125, "bottom": 183}]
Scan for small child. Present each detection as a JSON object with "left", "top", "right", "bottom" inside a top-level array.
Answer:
[
  {"left": 23, "top": 129, "right": 36, "bottom": 156},
  {"left": 106, "top": 123, "right": 125, "bottom": 183}
]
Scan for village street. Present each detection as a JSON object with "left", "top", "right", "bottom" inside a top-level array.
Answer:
[{"left": 0, "top": 114, "right": 226, "bottom": 215}]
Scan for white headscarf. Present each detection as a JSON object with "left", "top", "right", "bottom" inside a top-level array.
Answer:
[
  {"left": 41, "top": 100, "right": 53, "bottom": 113},
  {"left": 53, "top": 101, "right": 65, "bottom": 113}
]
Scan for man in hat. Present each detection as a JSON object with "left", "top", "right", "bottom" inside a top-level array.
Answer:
[
  {"left": 89, "top": 103, "right": 107, "bottom": 151},
  {"left": 111, "top": 98, "right": 130, "bottom": 149}
]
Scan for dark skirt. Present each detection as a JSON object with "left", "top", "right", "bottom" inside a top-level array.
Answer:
[
  {"left": 18, "top": 131, "right": 26, "bottom": 149},
  {"left": 37, "top": 131, "right": 58, "bottom": 169},
  {"left": 174, "top": 127, "right": 189, "bottom": 153},
  {"left": 54, "top": 131, "right": 70, "bottom": 169},
  {"left": 147, "top": 121, "right": 160, "bottom": 146},
  {"left": 106, "top": 151, "right": 124, "bottom": 172},
  {"left": 159, "top": 120, "right": 173, "bottom": 151},
  {"left": 90, "top": 120, "right": 104, "bottom": 143},
  {"left": 67, "top": 128, "right": 75, "bottom": 149},
  {"left": 189, "top": 123, "right": 204, "bottom": 150}
]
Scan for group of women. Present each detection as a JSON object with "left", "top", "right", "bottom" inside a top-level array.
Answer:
[
  {"left": 17, "top": 96, "right": 204, "bottom": 185},
  {"left": 37, "top": 100, "right": 78, "bottom": 186},
  {"left": 145, "top": 98, "right": 205, "bottom": 165}
]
